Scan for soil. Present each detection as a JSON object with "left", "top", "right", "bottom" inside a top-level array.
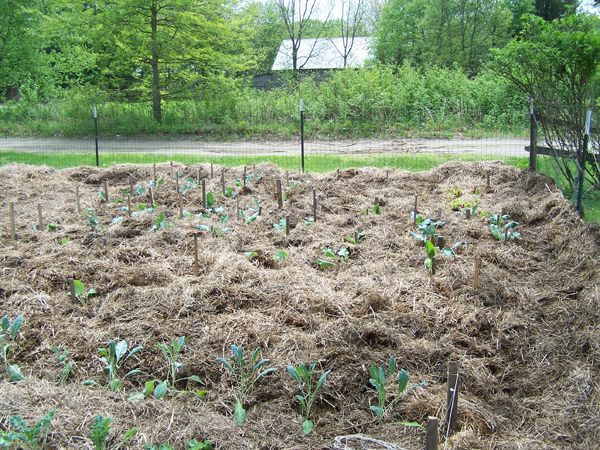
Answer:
[{"left": 0, "top": 161, "right": 598, "bottom": 449}]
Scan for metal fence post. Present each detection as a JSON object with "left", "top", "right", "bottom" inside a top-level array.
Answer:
[
  {"left": 529, "top": 97, "right": 537, "bottom": 171},
  {"left": 92, "top": 105, "right": 99, "bottom": 167},
  {"left": 300, "top": 98, "right": 305, "bottom": 173},
  {"left": 576, "top": 109, "right": 592, "bottom": 216}
]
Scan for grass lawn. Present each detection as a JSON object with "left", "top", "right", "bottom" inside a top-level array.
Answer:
[{"left": 1, "top": 150, "right": 598, "bottom": 223}]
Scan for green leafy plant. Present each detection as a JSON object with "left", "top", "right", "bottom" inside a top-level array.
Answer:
[
  {"left": 86, "top": 208, "right": 98, "bottom": 231},
  {"left": 345, "top": 229, "right": 365, "bottom": 245},
  {"left": 273, "top": 217, "right": 288, "bottom": 233},
  {"left": 274, "top": 249, "right": 289, "bottom": 261},
  {"left": 206, "top": 192, "right": 216, "bottom": 209},
  {"left": 156, "top": 336, "right": 205, "bottom": 398},
  {"left": 360, "top": 203, "right": 382, "bottom": 215},
  {"left": 1, "top": 314, "right": 25, "bottom": 381},
  {"left": 217, "top": 345, "right": 277, "bottom": 426},
  {"left": 0, "top": 409, "right": 56, "bottom": 449},
  {"left": 180, "top": 177, "right": 197, "bottom": 194},
  {"left": 98, "top": 340, "right": 143, "bottom": 391},
  {"left": 54, "top": 344, "right": 75, "bottom": 384},
  {"left": 287, "top": 363, "right": 331, "bottom": 434},
  {"left": 90, "top": 415, "right": 138, "bottom": 450},
  {"left": 152, "top": 212, "right": 173, "bottom": 231},
  {"left": 144, "top": 441, "right": 213, "bottom": 450},
  {"left": 424, "top": 240, "right": 437, "bottom": 275},
  {"left": 369, "top": 357, "right": 410, "bottom": 420},
  {"left": 47, "top": 222, "right": 58, "bottom": 231},
  {"left": 314, "top": 246, "right": 349, "bottom": 269},
  {"left": 488, "top": 214, "right": 520, "bottom": 241},
  {"left": 59, "top": 237, "right": 71, "bottom": 245},
  {"left": 409, "top": 217, "right": 445, "bottom": 242},
  {"left": 128, "top": 379, "right": 169, "bottom": 401},
  {"left": 72, "top": 279, "right": 97, "bottom": 305}
]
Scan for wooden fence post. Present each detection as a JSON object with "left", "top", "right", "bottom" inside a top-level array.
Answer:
[
  {"left": 445, "top": 362, "right": 460, "bottom": 436},
  {"left": 202, "top": 179, "right": 207, "bottom": 209},
  {"left": 426, "top": 416, "right": 439, "bottom": 450},
  {"left": 8, "top": 202, "right": 16, "bottom": 240},
  {"left": 276, "top": 179, "right": 283, "bottom": 208}
]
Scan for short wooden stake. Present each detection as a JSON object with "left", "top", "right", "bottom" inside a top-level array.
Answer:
[
  {"left": 312, "top": 188, "right": 317, "bottom": 222},
  {"left": 221, "top": 169, "right": 225, "bottom": 195},
  {"left": 445, "top": 362, "right": 460, "bottom": 436},
  {"left": 236, "top": 197, "right": 240, "bottom": 221},
  {"left": 336, "top": 168, "right": 340, "bottom": 179},
  {"left": 170, "top": 161, "right": 174, "bottom": 179},
  {"left": 68, "top": 278, "right": 76, "bottom": 302},
  {"left": 210, "top": 163, "right": 214, "bottom": 179},
  {"left": 466, "top": 208, "right": 471, "bottom": 219},
  {"left": 473, "top": 256, "right": 481, "bottom": 289},
  {"left": 178, "top": 192, "right": 184, "bottom": 219},
  {"left": 153, "top": 163, "right": 157, "bottom": 186},
  {"left": 197, "top": 168, "right": 202, "bottom": 186},
  {"left": 258, "top": 206, "right": 262, "bottom": 216},
  {"left": 37, "top": 203, "right": 44, "bottom": 230},
  {"left": 103, "top": 181, "right": 109, "bottom": 202},
  {"left": 201, "top": 179, "right": 207, "bottom": 209},
  {"left": 127, "top": 195, "right": 132, "bottom": 217},
  {"left": 8, "top": 202, "right": 16, "bottom": 240},
  {"left": 129, "top": 175, "right": 134, "bottom": 196},
  {"left": 413, "top": 195, "right": 418, "bottom": 224},
  {"left": 486, "top": 172, "right": 491, "bottom": 189},
  {"left": 276, "top": 179, "right": 283, "bottom": 208},
  {"left": 386, "top": 169, "right": 389, "bottom": 180},
  {"left": 426, "top": 417, "right": 439, "bottom": 450},
  {"left": 149, "top": 188, "right": 155, "bottom": 208},
  {"left": 285, "top": 215, "right": 289, "bottom": 236},
  {"left": 354, "top": 230, "right": 360, "bottom": 245},
  {"left": 76, "top": 185, "right": 81, "bottom": 214},
  {"left": 504, "top": 228, "right": 509, "bottom": 242},
  {"left": 175, "top": 172, "right": 180, "bottom": 194},
  {"left": 193, "top": 235, "right": 199, "bottom": 276},
  {"left": 286, "top": 170, "right": 289, "bottom": 185},
  {"left": 243, "top": 166, "right": 247, "bottom": 186}
]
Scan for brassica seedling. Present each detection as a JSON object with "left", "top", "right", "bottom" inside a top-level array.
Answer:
[
  {"left": 424, "top": 240, "right": 437, "bottom": 275},
  {"left": 72, "top": 279, "right": 97, "bottom": 306},
  {"left": 409, "top": 217, "right": 445, "bottom": 242},
  {"left": 287, "top": 363, "right": 330, "bottom": 434},
  {"left": 217, "top": 345, "right": 277, "bottom": 426},
  {"left": 157, "top": 336, "right": 205, "bottom": 398},
  {"left": 53, "top": 344, "right": 75, "bottom": 384},
  {"left": 86, "top": 208, "right": 98, "bottom": 231},
  {"left": 90, "top": 415, "right": 138, "bottom": 450},
  {"left": 488, "top": 213, "right": 520, "bottom": 241},
  {"left": 0, "top": 409, "right": 56, "bottom": 449},
  {"left": 152, "top": 212, "right": 173, "bottom": 231},
  {"left": 274, "top": 250, "right": 289, "bottom": 261},
  {"left": 345, "top": 230, "right": 365, "bottom": 245},
  {"left": 98, "top": 340, "right": 143, "bottom": 391},
  {"left": 369, "top": 357, "right": 410, "bottom": 420},
  {"left": 1, "top": 314, "right": 25, "bottom": 381}
]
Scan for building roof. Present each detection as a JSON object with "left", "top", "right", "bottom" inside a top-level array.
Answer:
[{"left": 271, "top": 36, "right": 372, "bottom": 71}]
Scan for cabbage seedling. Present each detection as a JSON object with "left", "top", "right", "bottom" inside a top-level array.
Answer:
[
  {"left": 1, "top": 314, "right": 25, "bottom": 381},
  {"left": 409, "top": 217, "right": 445, "bottom": 242},
  {"left": 488, "top": 214, "right": 520, "bottom": 241},
  {"left": 314, "top": 246, "right": 349, "bottom": 269},
  {"left": 98, "top": 340, "right": 143, "bottom": 391},
  {"left": 90, "top": 415, "right": 138, "bottom": 450},
  {"left": 86, "top": 208, "right": 98, "bottom": 231},
  {"left": 152, "top": 212, "right": 173, "bottom": 231},
  {"left": 157, "top": 336, "right": 205, "bottom": 398},
  {"left": 0, "top": 409, "right": 56, "bottom": 448},
  {"left": 217, "top": 345, "right": 277, "bottom": 426},
  {"left": 128, "top": 379, "right": 169, "bottom": 401},
  {"left": 71, "top": 279, "right": 97, "bottom": 305},
  {"left": 287, "top": 363, "right": 331, "bottom": 434},
  {"left": 369, "top": 356, "right": 409, "bottom": 420},
  {"left": 345, "top": 230, "right": 365, "bottom": 245},
  {"left": 424, "top": 240, "right": 437, "bottom": 275}
]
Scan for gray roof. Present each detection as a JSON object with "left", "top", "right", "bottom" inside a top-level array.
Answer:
[{"left": 271, "top": 36, "right": 372, "bottom": 70}]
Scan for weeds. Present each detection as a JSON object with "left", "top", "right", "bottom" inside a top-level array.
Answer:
[
  {"left": 90, "top": 415, "right": 138, "bottom": 450},
  {"left": 1, "top": 314, "right": 25, "bottom": 381},
  {"left": 98, "top": 340, "right": 143, "bottom": 391},
  {"left": 0, "top": 409, "right": 56, "bottom": 449},
  {"left": 217, "top": 345, "right": 277, "bottom": 426},
  {"left": 287, "top": 363, "right": 331, "bottom": 434}
]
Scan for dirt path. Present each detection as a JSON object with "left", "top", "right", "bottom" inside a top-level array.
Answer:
[{"left": 0, "top": 136, "right": 529, "bottom": 157}]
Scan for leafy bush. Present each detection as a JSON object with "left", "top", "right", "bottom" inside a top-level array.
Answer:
[
  {"left": 1, "top": 314, "right": 25, "bottom": 381},
  {"left": 0, "top": 409, "right": 56, "bottom": 449}
]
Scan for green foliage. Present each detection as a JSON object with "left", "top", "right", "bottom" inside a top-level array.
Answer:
[
  {"left": 287, "top": 363, "right": 330, "bottom": 434},
  {"left": 424, "top": 240, "right": 437, "bottom": 275},
  {"left": 156, "top": 336, "right": 205, "bottom": 398},
  {"left": 345, "top": 230, "right": 365, "bottom": 245},
  {"left": 90, "top": 416, "right": 138, "bottom": 450},
  {"left": 72, "top": 279, "right": 97, "bottom": 305},
  {"left": 314, "top": 245, "right": 350, "bottom": 269},
  {"left": 0, "top": 409, "right": 56, "bottom": 449},
  {"left": 369, "top": 356, "right": 409, "bottom": 420},
  {"left": 273, "top": 217, "right": 288, "bottom": 233},
  {"left": 409, "top": 217, "right": 445, "bottom": 242},
  {"left": 144, "top": 440, "right": 213, "bottom": 450},
  {"left": 217, "top": 345, "right": 277, "bottom": 426},
  {"left": 1, "top": 314, "right": 25, "bottom": 381},
  {"left": 274, "top": 249, "right": 289, "bottom": 261},
  {"left": 53, "top": 344, "right": 75, "bottom": 384},
  {"left": 98, "top": 340, "right": 143, "bottom": 391},
  {"left": 152, "top": 212, "right": 173, "bottom": 231},
  {"left": 180, "top": 177, "right": 197, "bottom": 194},
  {"left": 86, "top": 208, "right": 98, "bottom": 231},
  {"left": 488, "top": 214, "right": 521, "bottom": 241}
]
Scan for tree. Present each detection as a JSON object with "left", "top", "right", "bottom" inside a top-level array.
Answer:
[
  {"left": 330, "top": 0, "right": 366, "bottom": 67},
  {"left": 491, "top": 13, "right": 600, "bottom": 209},
  {"left": 534, "top": 0, "right": 576, "bottom": 20},
  {"left": 272, "top": 0, "right": 334, "bottom": 72}
]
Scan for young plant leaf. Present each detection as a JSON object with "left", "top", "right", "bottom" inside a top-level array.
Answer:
[
  {"left": 234, "top": 400, "right": 246, "bottom": 426},
  {"left": 302, "top": 419, "right": 314, "bottom": 435}
]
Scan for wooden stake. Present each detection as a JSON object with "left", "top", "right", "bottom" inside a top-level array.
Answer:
[
  {"left": 129, "top": 175, "right": 134, "bottom": 196},
  {"left": 127, "top": 195, "right": 132, "bottom": 217},
  {"left": 473, "top": 256, "right": 481, "bottom": 289},
  {"left": 312, "top": 188, "right": 317, "bottom": 222},
  {"left": 236, "top": 197, "right": 240, "bottom": 221},
  {"left": 170, "top": 161, "right": 174, "bottom": 179},
  {"left": 178, "top": 192, "right": 184, "bottom": 219},
  {"left": 386, "top": 169, "right": 389, "bottom": 180},
  {"left": 210, "top": 163, "right": 214, "bottom": 179},
  {"left": 153, "top": 163, "right": 157, "bottom": 186},
  {"left": 103, "top": 181, "right": 109, "bottom": 202},
  {"left": 426, "top": 417, "right": 439, "bottom": 450},
  {"left": 276, "top": 179, "right": 283, "bottom": 208},
  {"left": 193, "top": 235, "right": 199, "bottom": 276},
  {"left": 258, "top": 206, "right": 262, "bottom": 216},
  {"left": 486, "top": 172, "right": 491, "bottom": 189},
  {"left": 466, "top": 208, "right": 471, "bottom": 219},
  {"left": 175, "top": 171, "right": 180, "bottom": 194},
  {"left": 221, "top": 169, "right": 225, "bottom": 195},
  {"left": 37, "top": 203, "right": 44, "bottom": 230},
  {"left": 413, "top": 195, "right": 418, "bottom": 224},
  {"left": 197, "top": 167, "right": 202, "bottom": 186},
  {"left": 445, "top": 362, "right": 460, "bottom": 436},
  {"left": 336, "top": 168, "right": 340, "bottom": 179},
  {"left": 76, "top": 185, "right": 81, "bottom": 214},
  {"left": 286, "top": 170, "right": 289, "bottom": 185},
  {"left": 201, "top": 179, "right": 207, "bottom": 209},
  {"left": 285, "top": 215, "right": 289, "bottom": 236},
  {"left": 243, "top": 166, "right": 247, "bottom": 186},
  {"left": 354, "top": 230, "right": 360, "bottom": 245},
  {"left": 68, "top": 278, "right": 76, "bottom": 303},
  {"left": 149, "top": 187, "right": 155, "bottom": 208},
  {"left": 8, "top": 202, "right": 16, "bottom": 240}
]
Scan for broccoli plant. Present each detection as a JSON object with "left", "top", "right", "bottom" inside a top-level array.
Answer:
[
  {"left": 314, "top": 246, "right": 350, "bottom": 269},
  {"left": 488, "top": 214, "right": 520, "bottom": 241},
  {"left": 409, "top": 216, "right": 445, "bottom": 242},
  {"left": 287, "top": 363, "right": 331, "bottom": 434},
  {"left": 217, "top": 345, "right": 277, "bottom": 426},
  {"left": 155, "top": 336, "right": 205, "bottom": 398},
  {"left": 1, "top": 314, "right": 25, "bottom": 381},
  {"left": 98, "top": 340, "right": 143, "bottom": 391},
  {"left": 0, "top": 409, "right": 56, "bottom": 449},
  {"left": 86, "top": 208, "right": 98, "bottom": 231},
  {"left": 152, "top": 212, "right": 173, "bottom": 231},
  {"left": 90, "top": 416, "right": 138, "bottom": 450},
  {"left": 368, "top": 357, "right": 411, "bottom": 420}
]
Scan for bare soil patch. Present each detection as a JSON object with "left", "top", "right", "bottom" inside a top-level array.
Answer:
[{"left": 0, "top": 161, "right": 598, "bottom": 449}]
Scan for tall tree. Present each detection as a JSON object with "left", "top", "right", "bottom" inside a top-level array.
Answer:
[{"left": 330, "top": 0, "right": 366, "bottom": 67}]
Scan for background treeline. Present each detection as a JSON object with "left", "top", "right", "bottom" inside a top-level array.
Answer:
[{"left": 0, "top": 0, "right": 590, "bottom": 137}]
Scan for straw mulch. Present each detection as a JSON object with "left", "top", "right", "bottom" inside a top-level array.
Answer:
[{"left": 0, "top": 161, "right": 598, "bottom": 449}]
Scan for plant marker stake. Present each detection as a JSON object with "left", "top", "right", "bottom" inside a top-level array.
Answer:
[
  {"left": 386, "top": 169, "right": 389, "bottom": 180},
  {"left": 193, "top": 235, "right": 199, "bottom": 277},
  {"left": 426, "top": 417, "right": 439, "bottom": 450},
  {"left": 445, "top": 362, "right": 460, "bottom": 436},
  {"left": 201, "top": 179, "right": 207, "bottom": 209},
  {"left": 236, "top": 197, "right": 240, "bottom": 221},
  {"left": 486, "top": 173, "right": 490, "bottom": 189},
  {"left": 413, "top": 195, "right": 418, "bottom": 225},
  {"left": 127, "top": 195, "right": 132, "bottom": 217},
  {"left": 210, "top": 163, "right": 214, "bottom": 179},
  {"left": 197, "top": 167, "right": 202, "bottom": 186},
  {"left": 149, "top": 187, "right": 155, "bottom": 208},
  {"left": 286, "top": 170, "right": 289, "bottom": 185},
  {"left": 354, "top": 230, "right": 359, "bottom": 245},
  {"left": 221, "top": 169, "right": 225, "bottom": 195},
  {"left": 258, "top": 206, "right": 262, "bottom": 216},
  {"left": 178, "top": 192, "right": 184, "bottom": 219},
  {"left": 170, "top": 161, "right": 174, "bottom": 179},
  {"left": 129, "top": 175, "right": 134, "bottom": 197},
  {"left": 243, "top": 166, "right": 247, "bottom": 186},
  {"left": 153, "top": 163, "right": 157, "bottom": 186},
  {"left": 466, "top": 208, "right": 471, "bottom": 219},
  {"left": 312, "top": 188, "right": 317, "bottom": 222},
  {"left": 473, "top": 256, "right": 481, "bottom": 289},
  {"left": 8, "top": 202, "right": 16, "bottom": 240},
  {"left": 504, "top": 228, "right": 509, "bottom": 242},
  {"left": 336, "top": 168, "right": 340, "bottom": 180},
  {"left": 68, "top": 278, "right": 76, "bottom": 303},
  {"left": 76, "top": 185, "right": 81, "bottom": 214},
  {"left": 276, "top": 179, "right": 283, "bottom": 208},
  {"left": 175, "top": 171, "right": 180, "bottom": 194},
  {"left": 103, "top": 181, "right": 109, "bottom": 203},
  {"left": 37, "top": 203, "right": 44, "bottom": 230},
  {"left": 285, "top": 215, "right": 289, "bottom": 236}
]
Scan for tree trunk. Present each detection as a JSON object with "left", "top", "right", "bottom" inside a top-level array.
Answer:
[{"left": 150, "top": 0, "right": 162, "bottom": 123}]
